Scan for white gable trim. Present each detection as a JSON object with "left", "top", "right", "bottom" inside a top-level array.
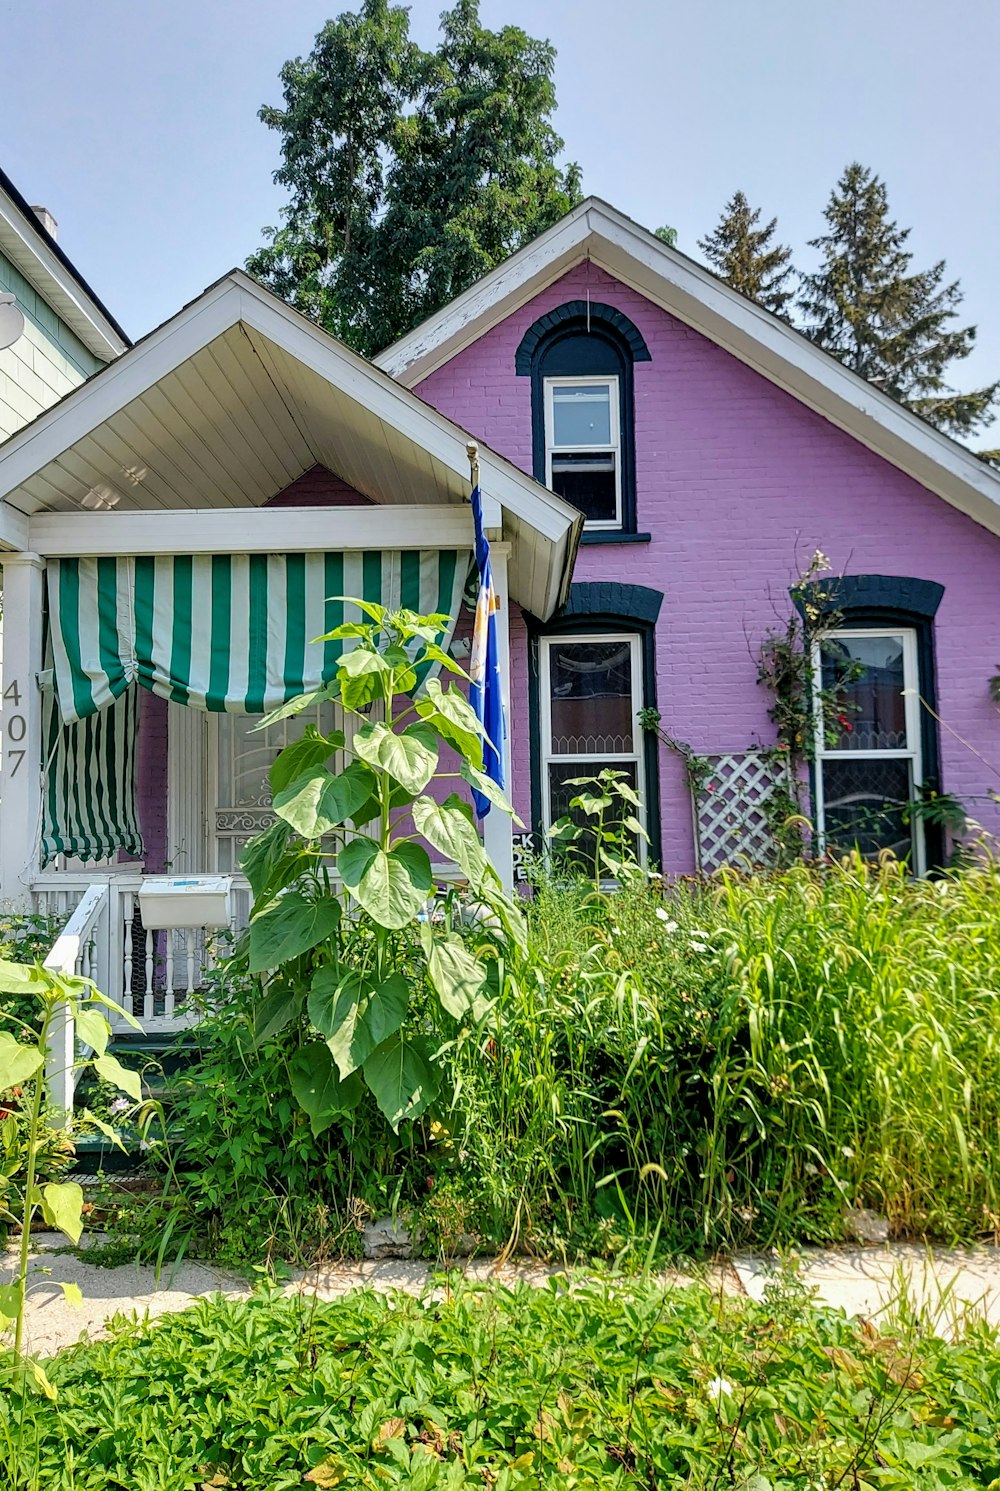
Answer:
[
  {"left": 0, "top": 270, "right": 580, "bottom": 617},
  {"left": 376, "top": 197, "right": 1000, "bottom": 541},
  {"left": 0, "top": 185, "right": 128, "bottom": 363}
]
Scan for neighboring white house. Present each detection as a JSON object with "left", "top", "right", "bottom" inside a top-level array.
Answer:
[{"left": 0, "top": 165, "right": 128, "bottom": 439}]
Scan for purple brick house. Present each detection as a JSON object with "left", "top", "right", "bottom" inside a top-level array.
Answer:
[
  {"left": 380, "top": 198, "right": 1000, "bottom": 877},
  {"left": 2, "top": 196, "right": 1000, "bottom": 1074}
]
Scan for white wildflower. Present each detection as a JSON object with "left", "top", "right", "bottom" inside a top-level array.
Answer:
[
  {"left": 655, "top": 908, "right": 678, "bottom": 932},
  {"left": 707, "top": 1376, "right": 733, "bottom": 1401}
]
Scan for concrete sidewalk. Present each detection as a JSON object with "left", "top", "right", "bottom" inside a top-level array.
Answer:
[{"left": 5, "top": 1233, "right": 1000, "bottom": 1355}]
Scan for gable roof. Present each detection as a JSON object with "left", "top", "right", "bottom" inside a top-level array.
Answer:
[
  {"left": 376, "top": 196, "right": 1000, "bottom": 541},
  {"left": 0, "top": 269, "right": 580, "bottom": 619},
  {"left": 0, "top": 165, "right": 129, "bottom": 361}
]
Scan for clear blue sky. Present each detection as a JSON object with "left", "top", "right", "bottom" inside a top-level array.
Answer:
[{"left": 2, "top": 0, "right": 998, "bottom": 393}]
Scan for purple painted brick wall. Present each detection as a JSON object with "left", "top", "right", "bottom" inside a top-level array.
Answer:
[{"left": 417, "top": 261, "right": 1000, "bottom": 870}]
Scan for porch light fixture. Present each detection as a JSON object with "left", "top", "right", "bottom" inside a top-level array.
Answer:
[{"left": 0, "top": 292, "right": 25, "bottom": 350}]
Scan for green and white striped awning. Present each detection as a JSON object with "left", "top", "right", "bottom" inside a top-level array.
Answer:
[
  {"left": 41, "top": 548, "right": 467, "bottom": 865},
  {"left": 48, "top": 550, "right": 466, "bottom": 723}
]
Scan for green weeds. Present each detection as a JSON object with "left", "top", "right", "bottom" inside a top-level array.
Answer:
[{"left": 4, "top": 1279, "right": 1000, "bottom": 1488}]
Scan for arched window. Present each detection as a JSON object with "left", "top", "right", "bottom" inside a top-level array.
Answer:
[
  {"left": 800, "top": 575, "right": 945, "bottom": 873},
  {"left": 528, "top": 581, "right": 663, "bottom": 865},
  {"left": 516, "top": 301, "right": 650, "bottom": 540}
]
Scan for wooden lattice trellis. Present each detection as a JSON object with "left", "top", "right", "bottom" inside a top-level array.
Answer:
[{"left": 695, "top": 751, "right": 787, "bottom": 872}]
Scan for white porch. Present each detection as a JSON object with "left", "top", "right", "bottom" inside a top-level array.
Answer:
[{"left": 0, "top": 271, "right": 580, "bottom": 1108}]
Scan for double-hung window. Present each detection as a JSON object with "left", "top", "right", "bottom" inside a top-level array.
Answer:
[
  {"left": 813, "top": 627, "right": 924, "bottom": 872},
  {"left": 538, "top": 632, "right": 645, "bottom": 853},
  {"left": 544, "top": 376, "right": 621, "bottom": 529}
]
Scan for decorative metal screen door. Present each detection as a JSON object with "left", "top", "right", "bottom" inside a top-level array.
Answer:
[{"left": 209, "top": 705, "right": 347, "bottom": 872}]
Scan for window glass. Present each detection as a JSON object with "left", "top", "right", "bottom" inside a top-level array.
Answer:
[
  {"left": 820, "top": 757, "right": 912, "bottom": 860},
  {"left": 548, "top": 639, "right": 635, "bottom": 754},
  {"left": 815, "top": 627, "right": 922, "bottom": 870},
  {"left": 540, "top": 634, "right": 645, "bottom": 860},
  {"left": 820, "top": 633, "right": 907, "bottom": 751},
  {"left": 551, "top": 383, "right": 613, "bottom": 447}
]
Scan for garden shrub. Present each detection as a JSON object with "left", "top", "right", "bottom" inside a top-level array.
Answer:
[{"left": 4, "top": 1278, "right": 1000, "bottom": 1488}]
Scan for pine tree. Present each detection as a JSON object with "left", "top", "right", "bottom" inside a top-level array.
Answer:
[
  {"left": 248, "top": 0, "right": 581, "bottom": 356},
  {"left": 698, "top": 191, "right": 794, "bottom": 316},
  {"left": 799, "top": 163, "right": 998, "bottom": 439}
]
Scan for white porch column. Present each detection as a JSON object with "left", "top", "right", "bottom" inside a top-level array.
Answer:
[
  {"left": 482, "top": 544, "right": 514, "bottom": 895},
  {"left": 0, "top": 552, "right": 45, "bottom": 908}
]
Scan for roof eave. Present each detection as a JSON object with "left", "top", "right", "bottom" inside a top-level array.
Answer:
[{"left": 0, "top": 170, "right": 130, "bottom": 361}]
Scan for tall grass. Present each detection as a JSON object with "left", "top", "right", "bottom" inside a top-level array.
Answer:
[
  {"left": 442, "top": 856, "right": 1000, "bottom": 1256},
  {"left": 158, "top": 856, "right": 1000, "bottom": 1262}
]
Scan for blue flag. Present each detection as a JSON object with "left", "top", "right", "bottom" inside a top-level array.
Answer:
[{"left": 469, "top": 483, "right": 505, "bottom": 818}]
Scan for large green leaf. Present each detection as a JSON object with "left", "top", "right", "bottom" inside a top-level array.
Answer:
[
  {"left": 353, "top": 721, "right": 438, "bottom": 795},
  {"left": 241, "top": 819, "right": 310, "bottom": 902},
  {"left": 338, "top": 647, "right": 393, "bottom": 711},
  {"left": 459, "top": 760, "right": 523, "bottom": 825},
  {"left": 309, "top": 968, "right": 409, "bottom": 1078},
  {"left": 412, "top": 794, "right": 495, "bottom": 888},
  {"left": 423, "top": 930, "right": 487, "bottom": 1019},
  {"left": 288, "top": 1042, "right": 363, "bottom": 1137},
  {"left": 363, "top": 1033, "right": 439, "bottom": 1130},
  {"left": 248, "top": 892, "right": 342, "bottom": 974},
  {"left": 41, "top": 1181, "right": 85, "bottom": 1245},
  {"left": 273, "top": 760, "right": 375, "bottom": 840},
  {"left": 0, "top": 1033, "right": 43, "bottom": 1092},
  {"left": 255, "top": 689, "right": 324, "bottom": 731},
  {"left": 338, "top": 841, "right": 433, "bottom": 930},
  {"left": 270, "top": 725, "right": 345, "bottom": 795},
  {"left": 74, "top": 1007, "right": 109, "bottom": 1058},
  {"left": 93, "top": 1052, "right": 142, "bottom": 1103},
  {"left": 415, "top": 679, "right": 486, "bottom": 763},
  {"left": 0, "top": 960, "right": 50, "bottom": 997},
  {"left": 253, "top": 981, "right": 305, "bottom": 1045}
]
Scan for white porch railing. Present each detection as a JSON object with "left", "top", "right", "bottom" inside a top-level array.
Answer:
[{"left": 32, "top": 871, "right": 255, "bottom": 1119}]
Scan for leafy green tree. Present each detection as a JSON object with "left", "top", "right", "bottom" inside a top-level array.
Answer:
[
  {"left": 799, "top": 163, "right": 998, "bottom": 439},
  {"left": 698, "top": 190, "right": 794, "bottom": 316},
  {"left": 249, "top": 0, "right": 581, "bottom": 356}
]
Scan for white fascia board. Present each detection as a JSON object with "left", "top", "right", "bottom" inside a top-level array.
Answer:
[
  {"left": 29, "top": 504, "right": 474, "bottom": 557},
  {"left": 586, "top": 209, "right": 1000, "bottom": 536},
  {"left": 0, "top": 500, "right": 30, "bottom": 551},
  {"left": 0, "top": 280, "right": 243, "bottom": 506},
  {"left": 0, "top": 192, "right": 128, "bottom": 363},
  {"left": 375, "top": 205, "right": 593, "bottom": 383},
  {"left": 377, "top": 197, "right": 1000, "bottom": 539},
  {"left": 233, "top": 277, "right": 580, "bottom": 547}
]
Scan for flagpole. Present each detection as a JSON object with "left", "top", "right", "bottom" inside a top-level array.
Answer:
[{"left": 466, "top": 440, "right": 480, "bottom": 493}]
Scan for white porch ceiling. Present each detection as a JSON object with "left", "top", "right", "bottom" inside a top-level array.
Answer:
[{"left": 0, "top": 274, "right": 581, "bottom": 618}]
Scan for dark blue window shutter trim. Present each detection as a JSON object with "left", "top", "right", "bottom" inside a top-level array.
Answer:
[
  {"left": 557, "top": 580, "right": 664, "bottom": 626},
  {"left": 515, "top": 301, "right": 651, "bottom": 374},
  {"left": 797, "top": 574, "right": 944, "bottom": 621},
  {"left": 520, "top": 302, "right": 647, "bottom": 535}
]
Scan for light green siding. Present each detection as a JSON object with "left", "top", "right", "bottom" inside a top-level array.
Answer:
[{"left": 0, "top": 251, "right": 104, "bottom": 440}]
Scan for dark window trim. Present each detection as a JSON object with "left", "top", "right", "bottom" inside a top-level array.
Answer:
[
  {"left": 580, "top": 530, "right": 652, "bottom": 547},
  {"left": 516, "top": 303, "right": 648, "bottom": 536},
  {"left": 796, "top": 574, "right": 945, "bottom": 871},
  {"left": 526, "top": 582, "right": 664, "bottom": 868},
  {"left": 514, "top": 301, "right": 651, "bottom": 373}
]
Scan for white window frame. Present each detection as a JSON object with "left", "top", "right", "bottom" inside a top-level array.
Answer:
[
  {"left": 812, "top": 626, "right": 924, "bottom": 874},
  {"left": 538, "top": 631, "right": 646, "bottom": 859},
  {"left": 543, "top": 374, "right": 622, "bottom": 531}
]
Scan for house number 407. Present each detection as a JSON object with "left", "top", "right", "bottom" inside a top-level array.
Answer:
[{"left": 3, "top": 679, "right": 26, "bottom": 776}]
